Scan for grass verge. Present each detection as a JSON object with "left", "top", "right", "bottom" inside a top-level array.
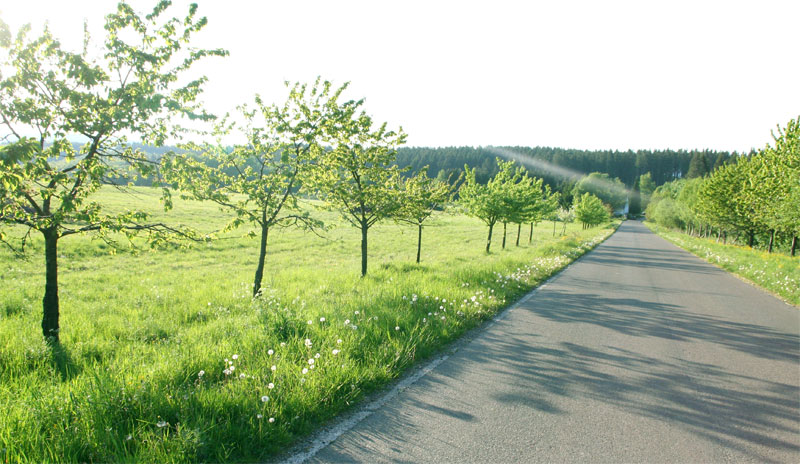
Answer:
[
  {"left": 0, "top": 187, "right": 620, "bottom": 462},
  {"left": 646, "top": 222, "right": 799, "bottom": 306}
]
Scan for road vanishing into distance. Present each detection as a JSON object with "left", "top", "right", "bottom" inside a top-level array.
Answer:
[{"left": 294, "top": 221, "right": 800, "bottom": 463}]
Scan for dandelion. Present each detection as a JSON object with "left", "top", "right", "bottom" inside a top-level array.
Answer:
[
  {"left": 230, "top": 365, "right": 236, "bottom": 372},
  {"left": 337, "top": 339, "right": 342, "bottom": 344},
  {"left": 198, "top": 370, "right": 205, "bottom": 377},
  {"left": 300, "top": 378, "right": 306, "bottom": 383},
  {"left": 302, "top": 368, "right": 309, "bottom": 374},
  {"left": 354, "top": 310, "right": 359, "bottom": 315},
  {"left": 351, "top": 325, "right": 358, "bottom": 330},
  {"left": 261, "top": 395, "right": 269, "bottom": 403},
  {"left": 332, "top": 349, "right": 340, "bottom": 355},
  {"left": 269, "top": 417, "right": 275, "bottom": 423},
  {"left": 257, "top": 414, "right": 263, "bottom": 419},
  {"left": 307, "top": 320, "right": 313, "bottom": 325},
  {"left": 395, "top": 326, "right": 400, "bottom": 331},
  {"left": 156, "top": 420, "right": 167, "bottom": 428},
  {"left": 314, "top": 353, "right": 321, "bottom": 359},
  {"left": 344, "top": 319, "right": 350, "bottom": 325},
  {"left": 423, "top": 318, "right": 426, "bottom": 322},
  {"left": 280, "top": 342, "right": 286, "bottom": 347},
  {"left": 126, "top": 434, "right": 132, "bottom": 441},
  {"left": 268, "top": 382, "right": 275, "bottom": 389},
  {"left": 308, "top": 358, "right": 315, "bottom": 365},
  {"left": 223, "top": 369, "right": 231, "bottom": 375},
  {"left": 320, "top": 317, "right": 326, "bottom": 322},
  {"left": 239, "top": 373, "right": 246, "bottom": 379},
  {"left": 304, "top": 338, "right": 312, "bottom": 347},
  {"left": 268, "top": 349, "right": 274, "bottom": 355},
  {"left": 271, "top": 365, "right": 277, "bottom": 371},
  {"left": 232, "top": 354, "right": 239, "bottom": 360}
]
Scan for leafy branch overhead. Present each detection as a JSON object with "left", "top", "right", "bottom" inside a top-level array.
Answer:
[
  {"left": 0, "top": 1, "right": 227, "bottom": 341},
  {"left": 162, "top": 80, "right": 337, "bottom": 295}
]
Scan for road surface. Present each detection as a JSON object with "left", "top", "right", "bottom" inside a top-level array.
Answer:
[{"left": 300, "top": 220, "right": 800, "bottom": 463}]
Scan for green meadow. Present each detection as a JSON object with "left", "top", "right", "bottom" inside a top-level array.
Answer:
[
  {"left": 647, "top": 224, "right": 800, "bottom": 306},
  {"left": 1, "top": 186, "right": 618, "bottom": 462}
]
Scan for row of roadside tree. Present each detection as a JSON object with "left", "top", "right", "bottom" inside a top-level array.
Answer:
[{"left": 645, "top": 117, "right": 799, "bottom": 256}]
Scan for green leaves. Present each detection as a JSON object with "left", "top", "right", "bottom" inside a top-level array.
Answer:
[
  {"left": 573, "top": 192, "right": 609, "bottom": 228},
  {"left": 0, "top": 1, "right": 224, "bottom": 250}
]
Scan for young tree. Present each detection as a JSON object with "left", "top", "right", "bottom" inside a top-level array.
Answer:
[
  {"left": 459, "top": 159, "right": 520, "bottom": 253},
  {"left": 749, "top": 117, "right": 799, "bottom": 255},
  {"left": 571, "top": 172, "right": 627, "bottom": 211},
  {"left": 0, "top": 2, "right": 225, "bottom": 342},
  {"left": 511, "top": 172, "right": 544, "bottom": 247},
  {"left": 573, "top": 193, "right": 609, "bottom": 229},
  {"left": 394, "top": 168, "right": 453, "bottom": 263},
  {"left": 309, "top": 87, "right": 406, "bottom": 276},
  {"left": 162, "top": 81, "right": 334, "bottom": 296}
]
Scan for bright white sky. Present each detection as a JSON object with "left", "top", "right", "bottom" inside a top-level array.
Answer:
[{"left": 1, "top": 0, "right": 798, "bottom": 152}]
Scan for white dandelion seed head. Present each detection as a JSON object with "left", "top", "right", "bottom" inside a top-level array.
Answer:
[
  {"left": 332, "top": 349, "right": 340, "bottom": 355},
  {"left": 344, "top": 319, "right": 350, "bottom": 325},
  {"left": 268, "top": 349, "right": 274, "bottom": 356},
  {"left": 395, "top": 326, "right": 400, "bottom": 331},
  {"left": 337, "top": 339, "right": 342, "bottom": 344},
  {"left": 319, "top": 317, "right": 326, "bottom": 322},
  {"left": 268, "top": 383, "right": 275, "bottom": 389},
  {"left": 308, "top": 358, "right": 315, "bottom": 365},
  {"left": 257, "top": 414, "right": 263, "bottom": 419},
  {"left": 198, "top": 370, "right": 205, "bottom": 377},
  {"left": 261, "top": 395, "right": 269, "bottom": 403},
  {"left": 269, "top": 417, "right": 275, "bottom": 423},
  {"left": 271, "top": 365, "right": 277, "bottom": 371},
  {"left": 232, "top": 354, "right": 239, "bottom": 360},
  {"left": 302, "top": 368, "right": 308, "bottom": 374},
  {"left": 156, "top": 420, "right": 167, "bottom": 428}
]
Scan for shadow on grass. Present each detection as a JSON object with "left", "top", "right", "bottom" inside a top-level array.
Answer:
[{"left": 47, "top": 340, "right": 81, "bottom": 381}]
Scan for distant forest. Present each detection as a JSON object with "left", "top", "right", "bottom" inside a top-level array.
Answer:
[
  {"left": 114, "top": 143, "right": 739, "bottom": 199},
  {"left": 395, "top": 146, "right": 737, "bottom": 189}
]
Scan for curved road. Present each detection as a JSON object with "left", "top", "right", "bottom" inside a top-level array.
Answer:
[{"left": 302, "top": 221, "right": 800, "bottom": 463}]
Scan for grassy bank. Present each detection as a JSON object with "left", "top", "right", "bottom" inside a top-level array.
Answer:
[
  {"left": 646, "top": 223, "right": 799, "bottom": 306},
  {"left": 0, "top": 187, "right": 619, "bottom": 462}
]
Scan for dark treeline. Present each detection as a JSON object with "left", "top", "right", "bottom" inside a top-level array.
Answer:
[
  {"left": 105, "top": 143, "right": 738, "bottom": 193},
  {"left": 395, "top": 146, "right": 737, "bottom": 189}
]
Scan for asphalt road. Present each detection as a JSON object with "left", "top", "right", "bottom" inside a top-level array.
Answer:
[{"left": 302, "top": 220, "right": 800, "bottom": 463}]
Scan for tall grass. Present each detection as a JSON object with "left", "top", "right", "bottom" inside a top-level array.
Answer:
[
  {"left": 647, "top": 223, "right": 799, "bottom": 306},
  {"left": 0, "top": 187, "right": 618, "bottom": 462}
]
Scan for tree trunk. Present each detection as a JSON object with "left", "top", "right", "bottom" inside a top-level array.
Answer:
[
  {"left": 552, "top": 220, "right": 556, "bottom": 237},
  {"left": 529, "top": 223, "right": 534, "bottom": 243},
  {"left": 502, "top": 222, "right": 507, "bottom": 249},
  {"left": 416, "top": 224, "right": 422, "bottom": 264},
  {"left": 767, "top": 230, "right": 775, "bottom": 253},
  {"left": 42, "top": 228, "right": 60, "bottom": 342},
  {"left": 486, "top": 223, "right": 494, "bottom": 253},
  {"left": 252, "top": 224, "right": 269, "bottom": 297},
  {"left": 361, "top": 223, "right": 368, "bottom": 277},
  {"left": 748, "top": 230, "right": 754, "bottom": 248},
  {"left": 516, "top": 223, "right": 521, "bottom": 246},
  {"left": 791, "top": 236, "right": 797, "bottom": 256}
]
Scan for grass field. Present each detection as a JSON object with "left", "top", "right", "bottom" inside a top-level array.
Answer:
[
  {"left": 0, "top": 186, "right": 619, "bottom": 462},
  {"left": 646, "top": 223, "right": 800, "bottom": 306}
]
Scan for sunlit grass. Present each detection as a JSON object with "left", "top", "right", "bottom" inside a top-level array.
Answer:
[
  {"left": 0, "top": 186, "right": 619, "bottom": 462},
  {"left": 647, "top": 223, "right": 799, "bottom": 306}
]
